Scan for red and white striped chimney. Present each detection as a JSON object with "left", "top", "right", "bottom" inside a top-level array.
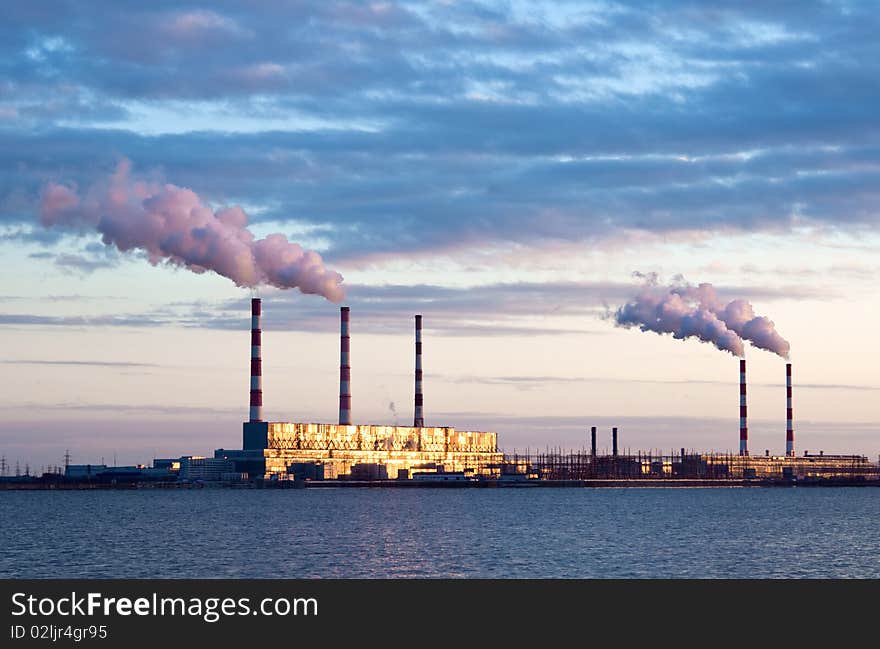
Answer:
[
  {"left": 739, "top": 358, "right": 748, "bottom": 456},
  {"left": 786, "top": 362, "right": 794, "bottom": 456},
  {"left": 249, "top": 297, "right": 263, "bottom": 422},
  {"left": 414, "top": 314, "right": 424, "bottom": 427},
  {"left": 339, "top": 306, "right": 351, "bottom": 425}
]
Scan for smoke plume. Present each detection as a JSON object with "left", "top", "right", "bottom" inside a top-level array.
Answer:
[
  {"left": 39, "top": 160, "right": 345, "bottom": 302},
  {"left": 388, "top": 400, "right": 398, "bottom": 425},
  {"left": 615, "top": 275, "right": 790, "bottom": 358}
]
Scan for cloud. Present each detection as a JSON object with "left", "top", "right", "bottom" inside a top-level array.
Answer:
[
  {"left": 0, "top": 2, "right": 878, "bottom": 259},
  {"left": 0, "top": 293, "right": 130, "bottom": 302},
  {"left": 446, "top": 374, "right": 880, "bottom": 392},
  {"left": 192, "top": 281, "right": 670, "bottom": 336},
  {"left": 0, "top": 359, "right": 158, "bottom": 368},
  {"left": 0, "top": 401, "right": 240, "bottom": 415},
  {"left": 2, "top": 127, "right": 879, "bottom": 262},
  {"left": 793, "top": 383, "right": 880, "bottom": 392},
  {"left": 52, "top": 252, "right": 118, "bottom": 273},
  {"left": 0, "top": 313, "right": 167, "bottom": 328},
  {"left": 161, "top": 10, "right": 247, "bottom": 42},
  {"left": 0, "top": 278, "right": 825, "bottom": 339}
]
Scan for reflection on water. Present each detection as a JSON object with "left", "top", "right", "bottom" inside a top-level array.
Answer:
[{"left": 1, "top": 488, "right": 878, "bottom": 578}]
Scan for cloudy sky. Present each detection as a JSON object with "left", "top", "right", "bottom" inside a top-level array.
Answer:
[{"left": 1, "top": 1, "right": 879, "bottom": 469}]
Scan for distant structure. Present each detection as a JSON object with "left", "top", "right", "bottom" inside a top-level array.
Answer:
[
  {"left": 739, "top": 358, "right": 797, "bottom": 459},
  {"left": 414, "top": 314, "right": 424, "bottom": 427},
  {"left": 249, "top": 297, "right": 263, "bottom": 423},
  {"left": 786, "top": 362, "right": 795, "bottom": 456},
  {"left": 339, "top": 306, "right": 351, "bottom": 425},
  {"left": 519, "top": 442, "right": 874, "bottom": 482},
  {"left": 739, "top": 359, "right": 748, "bottom": 456}
]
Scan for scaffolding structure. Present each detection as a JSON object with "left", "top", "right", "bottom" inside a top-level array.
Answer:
[{"left": 505, "top": 448, "right": 879, "bottom": 482}]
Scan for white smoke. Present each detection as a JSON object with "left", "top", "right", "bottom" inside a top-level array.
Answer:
[
  {"left": 615, "top": 275, "right": 790, "bottom": 358},
  {"left": 39, "top": 159, "right": 345, "bottom": 302}
]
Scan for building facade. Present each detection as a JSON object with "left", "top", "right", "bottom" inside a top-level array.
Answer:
[{"left": 238, "top": 421, "right": 502, "bottom": 479}]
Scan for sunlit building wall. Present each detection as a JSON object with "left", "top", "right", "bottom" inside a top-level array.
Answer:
[{"left": 242, "top": 422, "right": 502, "bottom": 479}]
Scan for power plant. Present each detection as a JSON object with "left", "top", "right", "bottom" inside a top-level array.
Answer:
[
  {"left": 217, "top": 298, "right": 503, "bottom": 482},
  {"left": 211, "top": 299, "right": 872, "bottom": 485},
  {"left": 2, "top": 297, "right": 876, "bottom": 489}
]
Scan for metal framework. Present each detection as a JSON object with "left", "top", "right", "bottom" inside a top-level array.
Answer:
[{"left": 506, "top": 447, "right": 878, "bottom": 481}]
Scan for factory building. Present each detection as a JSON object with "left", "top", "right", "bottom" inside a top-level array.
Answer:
[
  {"left": 226, "top": 299, "right": 503, "bottom": 480},
  {"left": 242, "top": 421, "right": 500, "bottom": 479},
  {"left": 65, "top": 464, "right": 108, "bottom": 479},
  {"left": 64, "top": 463, "right": 176, "bottom": 481},
  {"left": 178, "top": 456, "right": 237, "bottom": 481}
]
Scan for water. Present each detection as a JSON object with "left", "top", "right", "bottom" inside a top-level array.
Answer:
[{"left": 1, "top": 488, "right": 878, "bottom": 578}]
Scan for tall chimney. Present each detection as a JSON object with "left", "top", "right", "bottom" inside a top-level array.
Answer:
[
  {"left": 590, "top": 426, "right": 597, "bottom": 457},
  {"left": 249, "top": 298, "right": 263, "bottom": 422},
  {"left": 739, "top": 359, "right": 748, "bottom": 456},
  {"left": 786, "top": 363, "right": 795, "bottom": 456},
  {"left": 414, "top": 314, "right": 424, "bottom": 427},
  {"left": 612, "top": 427, "right": 618, "bottom": 457},
  {"left": 339, "top": 306, "right": 351, "bottom": 425}
]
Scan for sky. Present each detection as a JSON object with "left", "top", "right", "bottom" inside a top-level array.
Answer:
[{"left": 1, "top": 0, "right": 879, "bottom": 469}]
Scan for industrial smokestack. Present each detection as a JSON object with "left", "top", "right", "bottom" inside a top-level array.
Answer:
[
  {"left": 740, "top": 359, "right": 748, "bottom": 456},
  {"left": 249, "top": 298, "right": 263, "bottom": 422},
  {"left": 414, "top": 314, "right": 424, "bottom": 427},
  {"left": 786, "top": 363, "right": 795, "bottom": 456},
  {"left": 590, "top": 426, "right": 597, "bottom": 457},
  {"left": 339, "top": 306, "right": 351, "bottom": 425},
  {"left": 612, "top": 427, "right": 618, "bottom": 457}
]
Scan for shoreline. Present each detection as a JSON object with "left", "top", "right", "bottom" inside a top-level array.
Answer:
[{"left": 2, "top": 477, "right": 879, "bottom": 490}]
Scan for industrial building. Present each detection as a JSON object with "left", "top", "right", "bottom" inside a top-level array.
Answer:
[
  {"left": 178, "top": 456, "right": 239, "bottom": 481},
  {"left": 62, "top": 462, "right": 176, "bottom": 482},
  {"left": 64, "top": 464, "right": 108, "bottom": 479},
  {"left": 221, "top": 298, "right": 503, "bottom": 480}
]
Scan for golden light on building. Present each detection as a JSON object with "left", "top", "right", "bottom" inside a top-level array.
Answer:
[{"left": 242, "top": 421, "right": 502, "bottom": 479}]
